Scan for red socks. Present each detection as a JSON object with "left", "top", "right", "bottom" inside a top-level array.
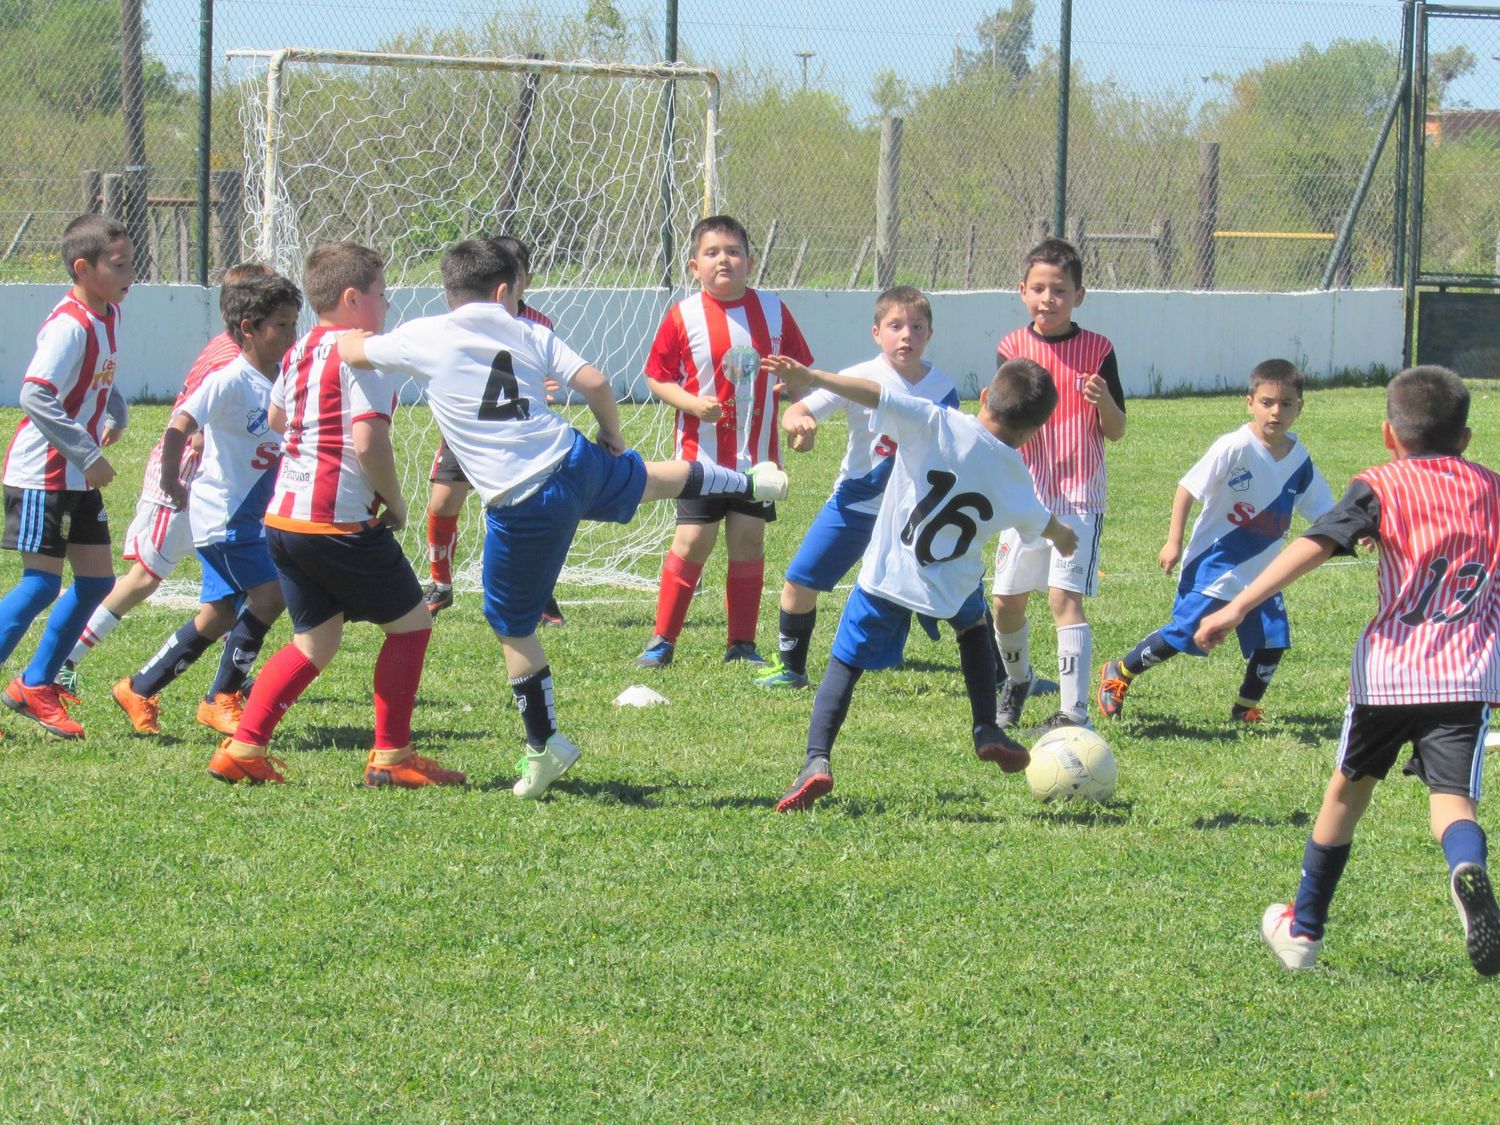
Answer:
[
  {"left": 233, "top": 645, "right": 321, "bottom": 747},
  {"left": 653, "top": 552, "right": 703, "bottom": 643},
  {"left": 726, "top": 558, "right": 765, "bottom": 647},
  {"left": 373, "top": 628, "right": 430, "bottom": 750},
  {"left": 428, "top": 512, "right": 459, "bottom": 585}
]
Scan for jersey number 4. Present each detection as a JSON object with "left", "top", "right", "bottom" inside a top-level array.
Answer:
[
  {"left": 479, "top": 351, "right": 530, "bottom": 421},
  {"left": 900, "top": 470, "right": 993, "bottom": 566},
  {"left": 1399, "top": 557, "right": 1489, "bottom": 626}
]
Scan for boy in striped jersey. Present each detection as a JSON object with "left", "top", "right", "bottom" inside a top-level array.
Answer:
[
  {"left": 0, "top": 214, "right": 131, "bottom": 739},
  {"left": 991, "top": 239, "right": 1127, "bottom": 734},
  {"left": 1198, "top": 366, "right": 1500, "bottom": 976}
]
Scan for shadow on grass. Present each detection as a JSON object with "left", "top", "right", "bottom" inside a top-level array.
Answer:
[
  {"left": 1027, "top": 797, "right": 1135, "bottom": 825},
  {"left": 1271, "top": 712, "right": 1345, "bottom": 746},
  {"left": 1192, "top": 809, "right": 1312, "bottom": 830},
  {"left": 1124, "top": 716, "right": 1236, "bottom": 742},
  {"left": 471, "top": 773, "right": 668, "bottom": 806}
]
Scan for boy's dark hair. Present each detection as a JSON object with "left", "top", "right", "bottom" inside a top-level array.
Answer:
[
  {"left": 303, "top": 242, "right": 384, "bottom": 314},
  {"left": 1023, "top": 238, "right": 1083, "bottom": 288},
  {"left": 217, "top": 262, "right": 273, "bottom": 318},
  {"left": 441, "top": 238, "right": 520, "bottom": 307},
  {"left": 988, "top": 358, "right": 1058, "bottom": 432},
  {"left": 1248, "top": 358, "right": 1304, "bottom": 397},
  {"left": 874, "top": 285, "right": 933, "bottom": 327},
  {"left": 690, "top": 214, "right": 751, "bottom": 257},
  {"left": 1387, "top": 365, "right": 1470, "bottom": 455},
  {"left": 222, "top": 272, "right": 303, "bottom": 345},
  {"left": 491, "top": 234, "right": 534, "bottom": 274},
  {"left": 61, "top": 214, "right": 129, "bottom": 281}
]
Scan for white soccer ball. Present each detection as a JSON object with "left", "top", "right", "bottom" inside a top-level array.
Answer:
[{"left": 1025, "top": 726, "right": 1117, "bottom": 804}]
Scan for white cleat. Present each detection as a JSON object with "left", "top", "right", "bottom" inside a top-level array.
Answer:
[
  {"left": 1261, "top": 903, "right": 1321, "bottom": 970},
  {"left": 748, "top": 461, "right": 790, "bottom": 502},
  {"left": 513, "top": 732, "right": 582, "bottom": 800}
]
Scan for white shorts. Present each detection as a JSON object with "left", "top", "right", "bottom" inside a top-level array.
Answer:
[
  {"left": 121, "top": 496, "right": 192, "bottom": 580},
  {"left": 992, "top": 512, "right": 1103, "bottom": 598}
]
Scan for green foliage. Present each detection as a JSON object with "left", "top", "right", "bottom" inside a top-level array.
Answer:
[{"left": 956, "top": 0, "right": 1035, "bottom": 83}]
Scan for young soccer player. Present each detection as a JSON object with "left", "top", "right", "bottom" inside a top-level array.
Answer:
[
  {"left": 0, "top": 214, "right": 131, "bottom": 739},
  {"left": 422, "top": 234, "right": 562, "bottom": 623},
  {"left": 635, "top": 215, "right": 814, "bottom": 669},
  {"left": 991, "top": 238, "right": 1126, "bottom": 734},
  {"left": 1096, "top": 359, "right": 1332, "bottom": 722},
  {"left": 206, "top": 242, "right": 464, "bottom": 789},
  {"left": 1196, "top": 366, "right": 1500, "bottom": 976},
  {"left": 756, "top": 286, "right": 958, "bottom": 690},
  {"left": 110, "top": 272, "right": 300, "bottom": 736},
  {"left": 56, "top": 263, "right": 273, "bottom": 695},
  {"left": 339, "top": 237, "right": 790, "bottom": 798},
  {"left": 768, "top": 355, "right": 1080, "bottom": 813}
]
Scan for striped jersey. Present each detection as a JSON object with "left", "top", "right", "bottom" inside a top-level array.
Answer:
[
  {"left": 647, "top": 288, "right": 813, "bottom": 469},
  {"left": 1304, "top": 455, "right": 1500, "bottom": 706},
  {"left": 4, "top": 293, "right": 120, "bottom": 491},
  {"left": 996, "top": 324, "right": 1123, "bottom": 515},
  {"left": 176, "top": 354, "right": 281, "bottom": 547},
  {"left": 139, "top": 331, "right": 242, "bottom": 509},
  {"left": 266, "top": 325, "right": 399, "bottom": 532},
  {"left": 800, "top": 357, "right": 960, "bottom": 517}
]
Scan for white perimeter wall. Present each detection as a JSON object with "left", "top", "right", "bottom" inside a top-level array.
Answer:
[{"left": 0, "top": 284, "right": 1404, "bottom": 405}]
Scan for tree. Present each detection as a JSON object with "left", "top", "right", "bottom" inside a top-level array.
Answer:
[
  {"left": 869, "top": 70, "right": 910, "bottom": 121},
  {"left": 955, "top": 1, "right": 1033, "bottom": 83}
]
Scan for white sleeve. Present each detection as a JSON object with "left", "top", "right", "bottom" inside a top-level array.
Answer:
[
  {"left": 1179, "top": 434, "right": 1232, "bottom": 500},
  {"left": 1296, "top": 463, "right": 1335, "bottom": 522},
  {"left": 361, "top": 326, "right": 420, "bottom": 381},
  {"left": 873, "top": 387, "right": 940, "bottom": 444},
  {"left": 348, "top": 366, "right": 398, "bottom": 421},
  {"left": 23, "top": 316, "right": 87, "bottom": 395},
  {"left": 541, "top": 329, "right": 589, "bottom": 389},
  {"left": 798, "top": 387, "right": 847, "bottom": 423},
  {"left": 176, "top": 370, "right": 227, "bottom": 427}
]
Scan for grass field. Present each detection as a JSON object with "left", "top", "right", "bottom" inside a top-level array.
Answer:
[{"left": 1, "top": 384, "right": 1498, "bottom": 1121}]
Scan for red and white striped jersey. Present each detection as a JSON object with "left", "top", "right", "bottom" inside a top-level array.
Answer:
[
  {"left": 518, "top": 302, "right": 552, "bottom": 330},
  {"left": 4, "top": 294, "right": 120, "bottom": 491},
  {"left": 1345, "top": 457, "right": 1500, "bottom": 705},
  {"left": 646, "top": 289, "right": 813, "bottom": 469},
  {"left": 265, "top": 325, "right": 399, "bottom": 533},
  {"left": 997, "top": 325, "right": 1120, "bottom": 515},
  {"left": 138, "top": 331, "right": 242, "bottom": 509}
]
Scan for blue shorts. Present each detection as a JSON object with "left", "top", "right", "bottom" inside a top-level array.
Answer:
[
  {"left": 267, "top": 523, "right": 423, "bottom": 631},
  {"left": 483, "top": 432, "right": 647, "bottom": 636},
  {"left": 1160, "top": 587, "right": 1290, "bottom": 658},
  {"left": 197, "top": 539, "right": 278, "bottom": 604},
  {"left": 785, "top": 497, "right": 876, "bottom": 592},
  {"left": 831, "top": 584, "right": 987, "bottom": 671}
]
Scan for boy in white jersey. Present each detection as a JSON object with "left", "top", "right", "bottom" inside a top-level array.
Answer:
[
  {"left": 1097, "top": 360, "right": 1332, "bottom": 723},
  {"left": 339, "top": 237, "right": 791, "bottom": 800},
  {"left": 0, "top": 214, "right": 130, "bottom": 739},
  {"left": 56, "top": 263, "right": 273, "bottom": 697},
  {"left": 768, "top": 356, "right": 1080, "bottom": 813},
  {"left": 1198, "top": 367, "right": 1500, "bottom": 976},
  {"left": 756, "top": 286, "right": 958, "bottom": 690},
  {"left": 991, "top": 238, "right": 1126, "bottom": 735},
  {"left": 110, "top": 272, "right": 300, "bottom": 736}
]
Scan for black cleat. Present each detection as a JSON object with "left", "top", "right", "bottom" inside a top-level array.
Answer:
[{"left": 776, "top": 755, "right": 833, "bottom": 813}]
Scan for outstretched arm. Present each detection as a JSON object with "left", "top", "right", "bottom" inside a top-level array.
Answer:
[
  {"left": 1195, "top": 535, "right": 1336, "bottom": 651},
  {"left": 764, "top": 356, "right": 880, "bottom": 409}
]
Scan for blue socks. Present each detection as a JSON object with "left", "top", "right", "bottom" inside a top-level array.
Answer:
[
  {"left": 1123, "top": 630, "right": 1179, "bottom": 677},
  {"left": 1291, "top": 838, "right": 1352, "bottom": 940},
  {"left": 957, "top": 622, "right": 999, "bottom": 731},
  {"left": 1237, "top": 647, "right": 1285, "bottom": 706},
  {"left": 0, "top": 568, "right": 63, "bottom": 668},
  {"left": 807, "top": 656, "right": 862, "bottom": 762},
  {"left": 776, "top": 608, "right": 816, "bottom": 677},
  {"left": 133, "top": 621, "right": 215, "bottom": 698},
  {"left": 509, "top": 666, "right": 557, "bottom": 750},
  {"left": 21, "top": 573, "right": 112, "bottom": 687},
  {"left": 207, "top": 611, "right": 272, "bottom": 698},
  {"left": 681, "top": 461, "right": 752, "bottom": 500},
  {"left": 1441, "top": 819, "right": 1488, "bottom": 872}
]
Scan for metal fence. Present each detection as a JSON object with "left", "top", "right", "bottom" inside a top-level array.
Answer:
[{"left": 1, "top": 0, "right": 1494, "bottom": 292}]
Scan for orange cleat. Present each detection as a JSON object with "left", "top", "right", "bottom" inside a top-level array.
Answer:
[
  {"left": 207, "top": 739, "right": 286, "bottom": 785},
  {"left": 1231, "top": 704, "right": 1265, "bottom": 723},
  {"left": 111, "top": 677, "right": 161, "bottom": 735},
  {"left": 5, "top": 678, "right": 85, "bottom": 739},
  {"left": 363, "top": 750, "right": 466, "bottom": 789},
  {"left": 196, "top": 691, "right": 246, "bottom": 736}
]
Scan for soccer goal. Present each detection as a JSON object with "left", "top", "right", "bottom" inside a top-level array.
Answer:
[{"left": 227, "top": 47, "right": 722, "bottom": 589}]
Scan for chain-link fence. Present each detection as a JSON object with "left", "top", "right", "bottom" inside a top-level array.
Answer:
[{"left": 1, "top": 1, "right": 1494, "bottom": 292}]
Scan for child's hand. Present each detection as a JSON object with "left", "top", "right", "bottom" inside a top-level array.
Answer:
[
  {"left": 784, "top": 413, "right": 817, "bottom": 453},
  {"left": 693, "top": 396, "right": 722, "bottom": 423},
  {"left": 764, "top": 355, "right": 814, "bottom": 393},
  {"left": 1194, "top": 608, "right": 1239, "bottom": 652},
  {"left": 596, "top": 427, "right": 627, "bottom": 456},
  {"left": 1047, "top": 524, "right": 1079, "bottom": 557},
  {"left": 1078, "top": 372, "right": 1107, "bottom": 406},
  {"left": 84, "top": 456, "right": 115, "bottom": 489},
  {"left": 1158, "top": 541, "right": 1181, "bottom": 573},
  {"left": 100, "top": 426, "right": 123, "bottom": 448},
  {"left": 161, "top": 478, "right": 188, "bottom": 510},
  {"left": 377, "top": 494, "right": 407, "bottom": 532},
  {"left": 544, "top": 376, "right": 561, "bottom": 406}
]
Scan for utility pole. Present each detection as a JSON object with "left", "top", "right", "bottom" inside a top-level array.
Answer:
[{"left": 794, "top": 51, "right": 815, "bottom": 91}]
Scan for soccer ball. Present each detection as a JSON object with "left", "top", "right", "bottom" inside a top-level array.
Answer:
[{"left": 1025, "top": 727, "right": 1117, "bottom": 804}]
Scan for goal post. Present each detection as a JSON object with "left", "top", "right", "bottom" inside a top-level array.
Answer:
[{"left": 226, "top": 47, "right": 722, "bottom": 590}]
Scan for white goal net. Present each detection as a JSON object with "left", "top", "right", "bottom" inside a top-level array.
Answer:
[{"left": 228, "top": 47, "right": 721, "bottom": 589}]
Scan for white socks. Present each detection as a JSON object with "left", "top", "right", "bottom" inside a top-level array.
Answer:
[{"left": 1057, "top": 622, "right": 1092, "bottom": 721}]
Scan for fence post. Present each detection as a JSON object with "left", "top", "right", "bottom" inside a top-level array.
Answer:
[
  {"left": 1195, "top": 141, "right": 1219, "bottom": 291},
  {"left": 754, "top": 218, "right": 779, "bottom": 288},
  {"left": 1152, "top": 216, "right": 1173, "bottom": 287},
  {"left": 929, "top": 234, "right": 943, "bottom": 288},
  {"left": 81, "top": 170, "right": 102, "bottom": 214},
  {"left": 964, "top": 223, "right": 977, "bottom": 288},
  {"left": 787, "top": 236, "right": 809, "bottom": 287},
  {"left": 847, "top": 235, "right": 872, "bottom": 289},
  {"left": 101, "top": 174, "right": 124, "bottom": 222},
  {"left": 210, "top": 170, "right": 242, "bottom": 274},
  {"left": 876, "top": 116, "right": 903, "bottom": 289}
]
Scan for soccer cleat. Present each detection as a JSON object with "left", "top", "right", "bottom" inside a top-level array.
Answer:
[
  {"left": 1261, "top": 903, "right": 1321, "bottom": 970},
  {"left": 207, "top": 740, "right": 287, "bottom": 785},
  {"left": 1030, "top": 676, "right": 1060, "bottom": 697},
  {"left": 53, "top": 659, "right": 82, "bottom": 697},
  {"left": 1450, "top": 862, "right": 1500, "bottom": 976},
  {"left": 196, "top": 691, "right": 246, "bottom": 736},
  {"left": 635, "top": 636, "right": 675, "bottom": 669},
  {"left": 995, "top": 677, "right": 1032, "bottom": 730},
  {"left": 1026, "top": 710, "right": 1093, "bottom": 738},
  {"left": 1097, "top": 659, "right": 1131, "bottom": 719},
  {"left": 4, "top": 678, "right": 85, "bottom": 739},
  {"left": 1231, "top": 704, "right": 1265, "bottom": 723},
  {"left": 972, "top": 723, "right": 1029, "bottom": 773},
  {"left": 755, "top": 659, "right": 809, "bottom": 690},
  {"left": 539, "top": 596, "right": 565, "bottom": 627},
  {"left": 723, "top": 642, "right": 770, "bottom": 666},
  {"left": 747, "top": 461, "right": 790, "bottom": 502},
  {"left": 513, "top": 732, "right": 581, "bottom": 799},
  {"left": 776, "top": 755, "right": 833, "bottom": 813},
  {"left": 364, "top": 750, "right": 467, "bottom": 789},
  {"left": 111, "top": 677, "right": 161, "bottom": 736},
  {"left": 423, "top": 582, "right": 454, "bottom": 617}
]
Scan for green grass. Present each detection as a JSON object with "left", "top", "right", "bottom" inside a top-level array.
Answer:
[{"left": 2, "top": 385, "right": 1499, "bottom": 1121}]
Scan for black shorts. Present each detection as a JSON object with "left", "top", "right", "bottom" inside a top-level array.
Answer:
[
  {"left": 2, "top": 485, "right": 110, "bottom": 557},
  {"left": 428, "top": 441, "right": 471, "bottom": 486},
  {"left": 675, "top": 495, "right": 776, "bottom": 525},
  {"left": 267, "top": 523, "right": 424, "bottom": 631},
  {"left": 1336, "top": 701, "right": 1491, "bottom": 798}
]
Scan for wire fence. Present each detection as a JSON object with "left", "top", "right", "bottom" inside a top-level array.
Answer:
[{"left": 1, "top": 1, "right": 1495, "bottom": 292}]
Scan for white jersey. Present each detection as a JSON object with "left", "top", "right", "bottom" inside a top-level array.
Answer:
[
  {"left": 801, "top": 357, "right": 960, "bottom": 517},
  {"left": 139, "top": 332, "right": 241, "bottom": 509},
  {"left": 1178, "top": 424, "right": 1333, "bottom": 600},
  {"left": 857, "top": 389, "right": 1052, "bottom": 619},
  {"left": 361, "top": 302, "right": 588, "bottom": 507},
  {"left": 176, "top": 355, "right": 282, "bottom": 547}
]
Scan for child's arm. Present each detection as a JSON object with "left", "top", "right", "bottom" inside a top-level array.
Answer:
[
  {"left": 352, "top": 417, "right": 406, "bottom": 531},
  {"left": 1040, "top": 515, "right": 1080, "bottom": 559},
  {"left": 571, "top": 364, "right": 627, "bottom": 456},
  {"left": 764, "top": 357, "right": 880, "bottom": 409},
  {"left": 101, "top": 385, "right": 128, "bottom": 448},
  {"left": 16, "top": 380, "right": 114, "bottom": 488},
  {"left": 1081, "top": 352, "right": 1127, "bottom": 441},
  {"left": 646, "top": 376, "right": 721, "bottom": 424},
  {"left": 1195, "top": 535, "right": 1336, "bottom": 651},
  {"left": 1159, "top": 485, "right": 1196, "bottom": 573},
  {"left": 156, "top": 412, "right": 200, "bottom": 510},
  {"left": 782, "top": 400, "right": 817, "bottom": 453}
]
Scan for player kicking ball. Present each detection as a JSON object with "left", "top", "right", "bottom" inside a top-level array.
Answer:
[
  {"left": 339, "top": 237, "right": 789, "bottom": 799},
  {"left": 766, "top": 355, "right": 1078, "bottom": 813}
]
